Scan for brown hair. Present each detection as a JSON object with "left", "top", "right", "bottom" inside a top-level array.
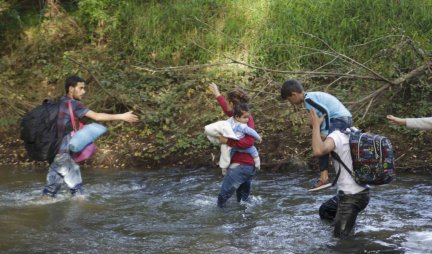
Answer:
[
  {"left": 227, "top": 88, "right": 250, "bottom": 106},
  {"left": 233, "top": 103, "right": 250, "bottom": 118}
]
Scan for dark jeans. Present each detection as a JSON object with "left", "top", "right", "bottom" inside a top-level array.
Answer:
[
  {"left": 217, "top": 164, "right": 256, "bottom": 208},
  {"left": 319, "top": 189, "right": 370, "bottom": 239},
  {"left": 319, "top": 117, "right": 353, "bottom": 172}
]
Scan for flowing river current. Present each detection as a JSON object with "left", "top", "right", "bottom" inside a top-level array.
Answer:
[{"left": 0, "top": 165, "right": 431, "bottom": 253}]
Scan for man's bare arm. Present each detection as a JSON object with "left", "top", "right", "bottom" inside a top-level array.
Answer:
[
  {"left": 85, "top": 110, "right": 139, "bottom": 123},
  {"left": 308, "top": 108, "right": 335, "bottom": 157}
]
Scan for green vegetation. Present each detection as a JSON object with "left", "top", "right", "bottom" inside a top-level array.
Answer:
[{"left": 0, "top": 0, "right": 431, "bottom": 169}]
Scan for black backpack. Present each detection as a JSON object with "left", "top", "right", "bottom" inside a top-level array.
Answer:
[{"left": 20, "top": 99, "right": 62, "bottom": 163}]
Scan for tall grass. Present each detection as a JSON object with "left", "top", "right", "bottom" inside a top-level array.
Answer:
[
  {"left": 76, "top": 0, "right": 431, "bottom": 76},
  {"left": 2, "top": 0, "right": 431, "bottom": 164}
]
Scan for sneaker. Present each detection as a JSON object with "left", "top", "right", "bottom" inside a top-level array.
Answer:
[
  {"left": 308, "top": 179, "right": 331, "bottom": 192},
  {"left": 221, "top": 168, "right": 227, "bottom": 176}
]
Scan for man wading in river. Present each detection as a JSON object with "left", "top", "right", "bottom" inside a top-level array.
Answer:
[
  {"left": 42, "top": 75, "right": 139, "bottom": 198},
  {"left": 308, "top": 108, "right": 369, "bottom": 239}
]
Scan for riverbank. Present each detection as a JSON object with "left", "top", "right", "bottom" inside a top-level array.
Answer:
[
  {"left": 0, "top": 125, "right": 309, "bottom": 170},
  {"left": 2, "top": 122, "right": 431, "bottom": 173},
  {"left": 2, "top": 1, "right": 431, "bottom": 173}
]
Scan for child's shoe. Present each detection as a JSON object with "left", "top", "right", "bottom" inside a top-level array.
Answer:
[
  {"left": 313, "top": 179, "right": 329, "bottom": 188},
  {"left": 221, "top": 168, "right": 227, "bottom": 176},
  {"left": 254, "top": 156, "right": 261, "bottom": 171},
  {"left": 308, "top": 179, "right": 331, "bottom": 192}
]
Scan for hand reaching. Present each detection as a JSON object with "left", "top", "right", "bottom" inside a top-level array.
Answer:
[
  {"left": 122, "top": 111, "right": 139, "bottom": 123},
  {"left": 208, "top": 82, "right": 221, "bottom": 97},
  {"left": 386, "top": 115, "right": 406, "bottom": 126}
]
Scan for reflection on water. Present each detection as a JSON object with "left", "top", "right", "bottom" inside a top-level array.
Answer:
[{"left": 0, "top": 165, "right": 431, "bottom": 253}]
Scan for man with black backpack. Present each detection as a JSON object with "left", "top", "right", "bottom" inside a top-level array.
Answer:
[
  {"left": 308, "top": 108, "right": 369, "bottom": 239},
  {"left": 41, "top": 75, "right": 139, "bottom": 198}
]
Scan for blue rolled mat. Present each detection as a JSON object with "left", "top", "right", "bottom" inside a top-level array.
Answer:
[{"left": 69, "top": 123, "right": 107, "bottom": 153}]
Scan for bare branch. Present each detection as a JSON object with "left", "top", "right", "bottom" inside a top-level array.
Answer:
[
  {"left": 231, "top": 58, "right": 379, "bottom": 79},
  {"left": 347, "top": 84, "right": 390, "bottom": 107},
  {"left": 301, "top": 32, "right": 336, "bottom": 52},
  {"left": 360, "top": 97, "right": 375, "bottom": 121},
  {"left": 349, "top": 35, "right": 406, "bottom": 48},
  {"left": 132, "top": 61, "right": 234, "bottom": 73},
  {"left": 190, "top": 16, "right": 243, "bottom": 48},
  {"left": 66, "top": 57, "right": 115, "bottom": 99},
  {"left": 310, "top": 56, "right": 340, "bottom": 73},
  {"left": 392, "top": 61, "right": 432, "bottom": 85},
  {"left": 302, "top": 33, "right": 395, "bottom": 84},
  {"left": 347, "top": 61, "right": 431, "bottom": 112}
]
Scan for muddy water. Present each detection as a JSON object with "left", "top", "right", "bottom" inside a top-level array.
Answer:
[{"left": 0, "top": 165, "right": 431, "bottom": 253}]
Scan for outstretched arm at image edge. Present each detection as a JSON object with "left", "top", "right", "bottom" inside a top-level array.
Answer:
[{"left": 406, "top": 117, "right": 432, "bottom": 130}]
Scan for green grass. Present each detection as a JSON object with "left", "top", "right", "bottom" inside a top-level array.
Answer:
[
  {"left": 71, "top": 0, "right": 432, "bottom": 73},
  {"left": 2, "top": 0, "right": 432, "bottom": 165}
]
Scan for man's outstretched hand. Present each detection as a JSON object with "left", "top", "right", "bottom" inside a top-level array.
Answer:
[{"left": 122, "top": 111, "right": 139, "bottom": 123}]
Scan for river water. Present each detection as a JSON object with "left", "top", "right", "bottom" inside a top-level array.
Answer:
[{"left": 0, "top": 165, "right": 431, "bottom": 253}]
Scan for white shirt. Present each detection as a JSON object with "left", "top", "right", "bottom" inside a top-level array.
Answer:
[
  {"left": 328, "top": 130, "right": 367, "bottom": 194},
  {"left": 406, "top": 117, "right": 432, "bottom": 130}
]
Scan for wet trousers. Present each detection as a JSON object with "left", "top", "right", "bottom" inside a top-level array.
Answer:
[
  {"left": 217, "top": 164, "right": 256, "bottom": 208},
  {"left": 319, "top": 189, "right": 369, "bottom": 239},
  {"left": 42, "top": 153, "right": 84, "bottom": 197}
]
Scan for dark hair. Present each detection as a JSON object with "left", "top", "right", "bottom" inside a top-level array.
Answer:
[
  {"left": 281, "top": 79, "right": 304, "bottom": 99},
  {"left": 227, "top": 88, "right": 250, "bottom": 106},
  {"left": 65, "top": 75, "right": 85, "bottom": 94},
  {"left": 233, "top": 103, "right": 250, "bottom": 118}
]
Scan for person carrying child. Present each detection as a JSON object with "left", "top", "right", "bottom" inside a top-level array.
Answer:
[
  {"left": 205, "top": 103, "right": 262, "bottom": 175},
  {"left": 208, "top": 82, "right": 258, "bottom": 208},
  {"left": 281, "top": 79, "right": 353, "bottom": 189}
]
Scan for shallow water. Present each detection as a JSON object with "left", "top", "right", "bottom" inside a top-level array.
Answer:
[{"left": 0, "top": 165, "right": 431, "bottom": 253}]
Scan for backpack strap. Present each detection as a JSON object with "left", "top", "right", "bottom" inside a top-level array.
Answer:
[
  {"left": 330, "top": 163, "right": 341, "bottom": 187},
  {"left": 67, "top": 100, "right": 77, "bottom": 132},
  {"left": 305, "top": 96, "right": 330, "bottom": 131},
  {"left": 330, "top": 151, "right": 354, "bottom": 186}
]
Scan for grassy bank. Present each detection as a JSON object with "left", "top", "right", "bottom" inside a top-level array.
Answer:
[{"left": 0, "top": 0, "right": 431, "bottom": 170}]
